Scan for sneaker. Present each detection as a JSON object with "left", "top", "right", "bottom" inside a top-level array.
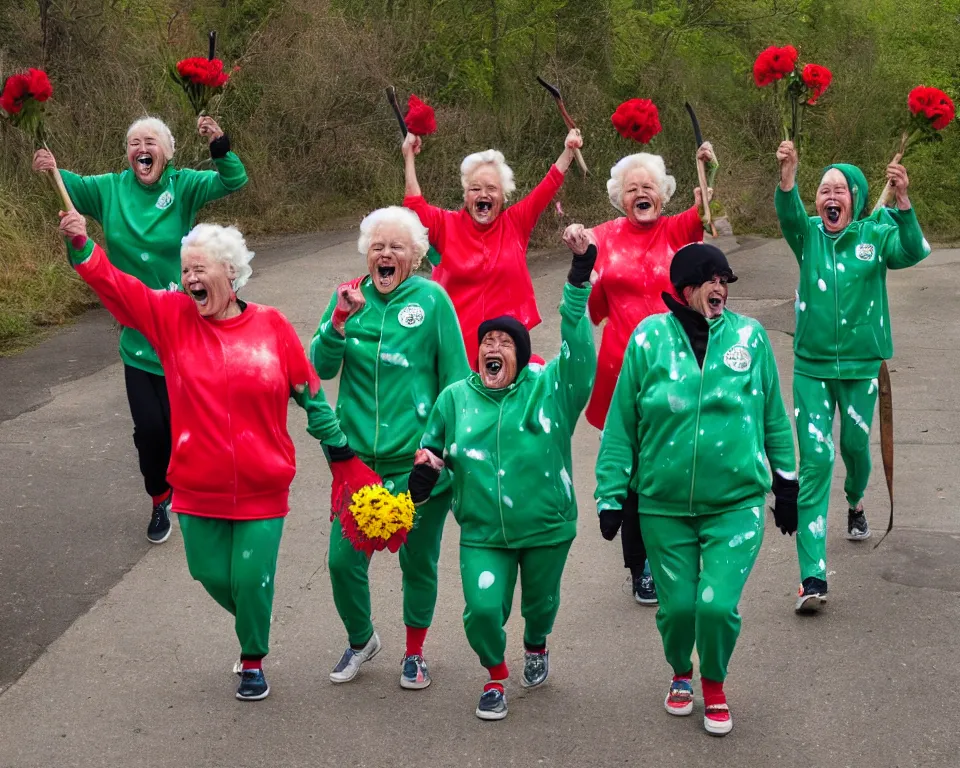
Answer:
[
  {"left": 795, "top": 577, "right": 828, "bottom": 614},
  {"left": 400, "top": 654, "right": 431, "bottom": 690},
  {"left": 233, "top": 658, "right": 242, "bottom": 676},
  {"left": 633, "top": 573, "right": 658, "bottom": 605},
  {"left": 236, "top": 669, "right": 270, "bottom": 701},
  {"left": 330, "top": 632, "right": 381, "bottom": 683},
  {"left": 476, "top": 686, "right": 508, "bottom": 721},
  {"left": 704, "top": 703, "right": 733, "bottom": 736},
  {"left": 664, "top": 677, "right": 694, "bottom": 716},
  {"left": 846, "top": 507, "right": 871, "bottom": 541},
  {"left": 520, "top": 650, "right": 549, "bottom": 688},
  {"left": 147, "top": 496, "right": 172, "bottom": 544}
]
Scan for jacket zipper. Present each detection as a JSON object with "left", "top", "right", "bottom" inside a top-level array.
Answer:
[
  {"left": 678, "top": 315, "right": 708, "bottom": 514},
  {"left": 832, "top": 242, "right": 840, "bottom": 375},
  {"left": 372, "top": 302, "right": 389, "bottom": 463},
  {"left": 495, "top": 400, "right": 508, "bottom": 546}
]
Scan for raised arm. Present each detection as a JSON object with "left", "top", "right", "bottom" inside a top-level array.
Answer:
[
  {"left": 880, "top": 162, "right": 933, "bottom": 270},
  {"left": 774, "top": 140, "right": 808, "bottom": 262},
  {"left": 35, "top": 149, "right": 106, "bottom": 219},
  {"left": 181, "top": 117, "right": 249, "bottom": 210},
  {"left": 509, "top": 128, "right": 582, "bottom": 232},
  {"left": 310, "top": 278, "right": 365, "bottom": 379},
  {"left": 401, "top": 132, "right": 423, "bottom": 198}
]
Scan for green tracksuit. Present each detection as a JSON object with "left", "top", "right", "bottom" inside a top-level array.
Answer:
[
  {"left": 311, "top": 274, "right": 470, "bottom": 645},
  {"left": 420, "top": 282, "right": 596, "bottom": 668},
  {"left": 61, "top": 154, "right": 249, "bottom": 375},
  {"left": 596, "top": 304, "right": 795, "bottom": 681},
  {"left": 775, "top": 166, "right": 930, "bottom": 581}
]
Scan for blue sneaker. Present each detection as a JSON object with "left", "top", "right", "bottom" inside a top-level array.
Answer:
[
  {"left": 330, "top": 632, "right": 381, "bottom": 683},
  {"left": 520, "top": 650, "right": 549, "bottom": 688},
  {"left": 236, "top": 669, "right": 270, "bottom": 701},
  {"left": 476, "top": 686, "right": 508, "bottom": 721},
  {"left": 633, "top": 573, "right": 658, "bottom": 605},
  {"left": 664, "top": 677, "right": 694, "bottom": 716},
  {"left": 400, "top": 654, "right": 431, "bottom": 689}
]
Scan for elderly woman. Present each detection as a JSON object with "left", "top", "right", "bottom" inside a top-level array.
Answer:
[
  {"left": 58, "top": 212, "right": 353, "bottom": 702},
  {"left": 595, "top": 243, "right": 799, "bottom": 736},
  {"left": 564, "top": 146, "right": 716, "bottom": 606},
  {"left": 33, "top": 115, "right": 248, "bottom": 545},
  {"left": 408, "top": 236, "right": 597, "bottom": 721},
  {"left": 401, "top": 128, "right": 584, "bottom": 368},
  {"left": 775, "top": 140, "right": 931, "bottom": 613},
  {"left": 310, "top": 206, "right": 470, "bottom": 689}
]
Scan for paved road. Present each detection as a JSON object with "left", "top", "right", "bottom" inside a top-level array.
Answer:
[{"left": 0, "top": 232, "right": 958, "bottom": 767}]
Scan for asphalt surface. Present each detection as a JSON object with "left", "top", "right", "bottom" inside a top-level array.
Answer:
[{"left": 0, "top": 231, "right": 958, "bottom": 767}]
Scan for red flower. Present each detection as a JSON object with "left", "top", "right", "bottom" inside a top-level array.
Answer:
[
  {"left": 753, "top": 45, "right": 798, "bottom": 87},
  {"left": 176, "top": 57, "right": 231, "bottom": 88},
  {"left": 611, "top": 98, "right": 661, "bottom": 144},
  {"left": 404, "top": 94, "right": 436, "bottom": 136},
  {"left": 0, "top": 73, "right": 31, "bottom": 114},
  {"left": 802, "top": 63, "right": 832, "bottom": 105},
  {"left": 908, "top": 86, "right": 955, "bottom": 131},
  {"left": 27, "top": 68, "right": 53, "bottom": 102}
]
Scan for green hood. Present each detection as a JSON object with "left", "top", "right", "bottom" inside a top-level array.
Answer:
[{"left": 824, "top": 163, "right": 869, "bottom": 220}]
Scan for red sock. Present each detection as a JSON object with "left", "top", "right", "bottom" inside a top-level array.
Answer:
[
  {"left": 151, "top": 489, "right": 172, "bottom": 507},
  {"left": 241, "top": 659, "right": 262, "bottom": 671},
  {"left": 405, "top": 625, "right": 428, "bottom": 657},
  {"left": 673, "top": 670, "right": 693, "bottom": 682},
  {"left": 701, "top": 677, "right": 725, "bottom": 708},
  {"left": 486, "top": 661, "right": 509, "bottom": 684}
]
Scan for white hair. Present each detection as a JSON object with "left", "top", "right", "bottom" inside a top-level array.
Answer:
[
  {"left": 181, "top": 223, "right": 254, "bottom": 291},
  {"left": 358, "top": 206, "right": 430, "bottom": 269},
  {"left": 460, "top": 150, "right": 516, "bottom": 201},
  {"left": 126, "top": 117, "right": 176, "bottom": 160},
  {"left": 607, "top": 153, "right": 676, "bottom": 213}
]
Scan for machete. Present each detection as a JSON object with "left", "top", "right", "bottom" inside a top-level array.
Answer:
[
  {"left": 684, "top": 101, "right": 717, "bottom": 238},
  {"left": 385, "top": 86, "right": 408, "bottom": 138},
  {"left": 535, "top": 76, "right": 588, "bottom": 175},
  {"left": 874, "top": 360, "right": 895, "bottom": 548}
]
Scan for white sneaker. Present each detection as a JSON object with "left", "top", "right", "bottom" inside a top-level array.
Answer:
[{"left": 329, "top": 632, "right": 381, "bottom": 683}]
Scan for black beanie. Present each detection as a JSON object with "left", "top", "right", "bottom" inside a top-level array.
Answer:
[
  {"left": 477, "top": 316, "right": 531, "bottom": 372},
  {"left": 670, "top": 242, "right": 738, "bottom": 294}
]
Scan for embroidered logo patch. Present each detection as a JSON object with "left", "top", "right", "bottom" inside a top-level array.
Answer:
[
  {"left": 398, "top": 303, "right": 425, "bottom": 328},
  {"left": 855, "top": 243, "right": 875, "bottom": 261},
  {"left": 155, "top": 191, "right": 174, "bottom": 210},
  {"left": 723, "top": 345, "right": 752, "bottom": 372}
]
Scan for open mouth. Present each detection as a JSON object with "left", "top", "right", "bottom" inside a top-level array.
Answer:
[
  {"left": 136, "top": 153, "right": 153, "bottom": 169},
  {"left": 475, "top": 201, "right": 493, "bottom": 215},
  {"left": 708, "top": 296, "right": 723, "bottom": 308},
  {"left": 636, "top": 201, "right": 652, "bottom": 211},
  {"left": 377, "top": 265, "right": 396, "bottom": 285},
  {"left": 190, "top": 288, "right": 208, "bottom": 307},
  {"left": 484, "top": 358, "right": 503, "bottom": 375},
  {"left": 825, "top": 205, "right": 841, "bottom": 224}
]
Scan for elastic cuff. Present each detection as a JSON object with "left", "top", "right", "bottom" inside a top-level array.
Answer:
[
  {"left": 209, "top": 133, "right": 231, "bottom": 159},
  {"left": 67, "top": 237, "right": 95, "bottom": 266},
  {"left": 775, "top": 469, "right": 797, "bottom": 480},
  {"left": 239, "top": 653, "right": 266, "bottom": 661},
  {"left": 327, "top": 443, "right": 355, "bottom": 462}
]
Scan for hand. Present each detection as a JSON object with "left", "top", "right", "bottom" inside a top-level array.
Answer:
[
  {"left": 414, "top": 447, "right": 445, "bottom": 471},
  {"left": 693, "top": 186, "right": 714, "bottom": 208},
  {"left": 598, "top": 509, "right": 623, "bottom": 541},
  {"left": 562, "top": 223, "right": 593, "bottom": 256},
  {"left": 886, "top": 162, "right": 910, "bottom": 209},
  {"left": 564, "top": 128, "right": 583, "bottom": 151},
  {"left": 197, "top": 116, "right": 224, "bottom": 144},
  {"left": 402, "top": 132, "right": 422, "bottom": 159},
  {"left": 331, "top": 277, "right": 366, "bottom": 334},
  {"left": 409, "top": 450, "right": 444, "bottom": 505},
  {"left": 33, "top": 149, "right": 57, "bottom": 173},
  {"left": 696, "top": 141, "right": 716, "bottom": 165},
  {"left": 770, "top": 471, "right": 799, "bottom": 535},
  {"left": 776, "top": 140, "right": 798, "bottom": 189},
  {"left": 58, "top": 210, "right": 87, "bottom": 242}
]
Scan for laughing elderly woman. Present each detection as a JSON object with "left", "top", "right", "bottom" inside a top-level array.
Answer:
[
  {"left": 595, "top": 243, "right": 799, "bottom": 736},
  {"left": 310, "top": 206, "right": 470, "bottom": 690},
  {"left": 33, "top": 116, "right": 247, "bottom": 546},
  {"left": 58, "top": 211, "right": 352, "bottom": 702},
  {"left": 400, "top": 128, "right": 584, "bottom": 368},
  {"left": 563, "top": 146, "right": 716, "bottom": 606}
]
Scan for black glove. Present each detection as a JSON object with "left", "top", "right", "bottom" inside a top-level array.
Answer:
[
  {"left": 770, "top": 472, "right": 799, "bottom": 535},
  {"left": 598, "top": 508, "right": 623, "bottom": 541},
  {"left": 567, "top": 243, "right": 598, "bottom": 287},
  {"left": 209, "top": 133, "right": 231, "bottom": 160},
  {"left": 408, "top": 462, "right": 441, "bottom": 505},
  {"left": 326, "top": 443, "right": 356, "bottom": 463}
]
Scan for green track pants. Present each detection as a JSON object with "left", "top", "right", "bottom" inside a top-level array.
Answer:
[
  {"left": 179, "top": 514, "right": 285, "bottom": 660},
  {"left": 639, "top": 507, "right": 763, "bottom": 682},
  {"left": 794, "top": 373, "right": 879, "bottom": 581},
  {"left": 459, "top": 540, "right": 573, "bottom": 669},
  {"left": 328, "top": 471, "right": 451, "bottom": 646}
]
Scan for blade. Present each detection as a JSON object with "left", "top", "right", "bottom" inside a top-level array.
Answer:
[
  {"left": 208, "top": 31, "right": 216, "bottom": 61},
  {"left": 536, "top": 76, "right": 562, "bottom": 100},
  {"left": 385, "top": 86, "right": 408, "bottom": 138},
  {"left": 873, "top": 360, "right": 895, "bottom": 548},
  {"left": 684, "top": 101, "right": 704, "bottom": 148}
]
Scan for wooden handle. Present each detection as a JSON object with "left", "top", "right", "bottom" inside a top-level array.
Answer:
[
  {"left": 48, "top": 168, "right": 75, "bottom": 212},
  {"left": 872, "top": 151, "right": 903, "bottom": 213},
  {"left": 696, "top": 157, "right": 717, "bottom": 237}
]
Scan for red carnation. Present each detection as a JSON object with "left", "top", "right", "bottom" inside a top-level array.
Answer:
[
  {"left": 26, "top": 68, "right": 53, "bottom": 102},
  {"left": 908, "top": 86, "right": 955, "bottom": 131},
  {"left": 172, "top": 56, "right": 234, "bottom": 115},
  {"left": 802, "top": 63, "right": 832, "bottom": 105},
  {"left": 611, "top": 98, "right": 661, "bottom": 144},
  {"left": 753, "top": 45, "right": 798, "bottom": 87},
  {"left": 405, "top": 94, "right": 436, "bottom": 136},
  {"left": 0, "top": 73, "right": 30, "bottom": 114}
]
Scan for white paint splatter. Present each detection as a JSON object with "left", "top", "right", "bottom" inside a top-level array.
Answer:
[
  {"left": 465, "top": 448, "right": 488, "bottom": 460},
  {"left": 417, "top": 402, "right": 428, "bottom": 417},
  {"left": 538, "top": 408, "right": 552, "bottom": 434},
  {"left": 177, "top": 431, "right": 191, "bottom": 447},
  {"left": 837, "top": 262, "right": 846, "bottom": 272},
  {"left": 242, "top": 550, "right": 252, "bottom": 559},
  {"left": 737, "top": 326, "right": 753, "bottom": 346},
  {"left": 380, "top": 352, "right": 409, "bottom": 367},
  {"left": 818, "top": 559, "right": 826, "bottom": 570},
  {"left": 559, "top": 467, "right": 572, "bottom": 500},
  {"left": 502, "top": 496, "right": 514, "bottom": 508},
  {"left": 561, "top": 341, "right": 570, "bottom": 359},
  {"left": 449, "top": 442, "right": 458, "bottom": 457},
  {"left": 139, "top": 252, "right": 150, "bottom": 262},
  {"left": 668, "top": 394, "right": 686, "bottom": 412},
  {"left": 478, "top": 571, "right": 495, "bottom": 589},
  {"left": 808, "top": 515, "right": 826, "bottom": 539},
  {"left": 846, "top": 405, "right": 870, "bottom": 434},
  {"left": 817, "top": 278, "right": 827, "bottom": 291},
  {"left": 702, "top": 586, "right": 715, "bottom": 603},
  {"left": 868, "top": 378, "right": 878, "bottom": 394}
]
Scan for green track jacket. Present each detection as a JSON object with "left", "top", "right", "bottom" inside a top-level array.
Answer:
[
  {"left": 420, "top": 282, "right": 596, "bottom": 549},
  {"left": 62, "top": 154, "right": 248, "bottom": 375},
  {"left": 311, "top": 275, "right": 470, "bottom": 476},
  {"left": 775, "top": 184, "right": 930, "bottom": 379},
  {"left": 595, "top": 307, "right": 795, "bottom": 517}
]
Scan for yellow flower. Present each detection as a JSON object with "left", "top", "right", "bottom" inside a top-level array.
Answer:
[{"left": 349, "top": 486, "right": 416, "bottom": 542}]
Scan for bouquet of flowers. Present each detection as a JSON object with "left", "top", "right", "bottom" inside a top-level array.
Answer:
[
  {"left": 1, "top": 67, "right": 73, "bottom": 210},
  {"left": 611, "top": 98, "right": 662, "bottom": 144},
  {"left": 873, "top": 86, "right": 956, "bottom": 211},
  {"left": 405, "top": 94, "right": 436, "bottom": 136},
  {"left": 340, "top": 485, "right": 416, "bottom": 556},
  {"left": 169, "top": 32, "right": 236, "bottom": 116},
  {"left": 753, "top": 45, "right": 832, "bottom": 146}
]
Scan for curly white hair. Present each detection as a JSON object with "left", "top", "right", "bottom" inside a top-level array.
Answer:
[
  {"left": 181, "top": 223, "right": 254, "bottom": 291},
  {"left": 460, "top": 150, "right": 516, "bottom": 201},
  {"left": 358, "top": 206, "right": 430, "bottom": 269},
  {"left": 607, "top": 153, "right": 676, "bottom": 213},
  {"left": 126, "top": 117, "right": 176, "bottom": 161}
]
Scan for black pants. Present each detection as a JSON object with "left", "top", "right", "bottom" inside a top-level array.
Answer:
[
  {"left": 621, "top": 490, "right": 647, "bottom": 575},
  {"left": 123, "top": 365, "right": 172, "bottom": 497}
]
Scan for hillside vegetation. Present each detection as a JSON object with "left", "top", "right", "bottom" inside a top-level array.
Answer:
[{"left": 1, "top": 0, "right": 958, "bottom": 351}]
